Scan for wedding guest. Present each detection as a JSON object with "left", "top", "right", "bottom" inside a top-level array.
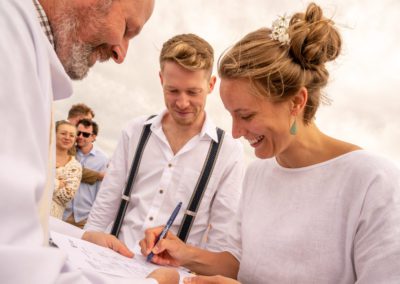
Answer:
[
  {"left": 64, "top": 119, "right": 108, "bottom": 229},
  {"left": 67, "top": 103, "right": 95, "bottom": 126},
  {"left": 50, "top": 120, "right": 82, "bottom": 219},
  {"left": 67, "top": 103, "right": 106, "bottom": 185}
]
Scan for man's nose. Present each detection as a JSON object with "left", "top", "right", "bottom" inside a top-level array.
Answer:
[
  {"left": 111, "top": 39, "right": 129, "bottom": 64},
  {"left": 176, "top": 94, "right": 190, "bottom": 109}
]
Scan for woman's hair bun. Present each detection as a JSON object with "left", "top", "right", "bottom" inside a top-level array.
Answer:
[{"left": 288, "top": 3, "right": 341, "bottom": 70}]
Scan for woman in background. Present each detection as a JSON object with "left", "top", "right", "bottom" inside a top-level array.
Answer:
[{"left": 50, "top": 120, "right": 82, "bottom": 219}]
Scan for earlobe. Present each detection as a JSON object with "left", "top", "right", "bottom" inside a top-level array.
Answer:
[{"left": 292, "top": 87, "right": 308, "bottom": 113}]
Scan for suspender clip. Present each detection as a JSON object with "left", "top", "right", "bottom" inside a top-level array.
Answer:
[
  {"left": 185, "top": 210, "right": 197, "bottom": 217},
  {"left": 121, "top": 194, "right": 130, "bottom": 201}
]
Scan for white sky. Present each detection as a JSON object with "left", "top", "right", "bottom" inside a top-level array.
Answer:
[{"left": 54, "top": 0, "right": 400, "bottom": 167}]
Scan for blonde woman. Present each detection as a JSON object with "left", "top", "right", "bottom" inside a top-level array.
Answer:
[{"left": 50, "top": 120, "right": 82, "bottom": 219}]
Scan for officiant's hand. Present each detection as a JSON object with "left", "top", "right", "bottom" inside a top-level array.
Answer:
[
  {"left": 82, "top": 231, "right": 134, "bottom": 258},
  {"left": 147, "top": 267, "right": 180, "bottom": 284}
]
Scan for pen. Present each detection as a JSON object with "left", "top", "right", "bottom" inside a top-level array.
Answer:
[{"left": 146, "top": 201, "right": 182, "bottom": 262}]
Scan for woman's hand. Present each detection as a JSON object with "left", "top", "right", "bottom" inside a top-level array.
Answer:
[
  {"left": 139, "top": 226, "right": 190, "bottom": 266},
  {"left": 140, "top": 226, "right": 239, "bottom": 278}
]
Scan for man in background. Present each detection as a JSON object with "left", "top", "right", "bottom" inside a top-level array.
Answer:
[
  {"left": 67, "top": 103, "right": 105, "bottom": 184},
  {"left": 67, "top": 103, "right": 95, "bottom": 125},
  {"left": 0, "top": 0, "right": 179, "bottom": 282},
  {"left": 64, "top": 119, "right": 108, "bottom": 229}
]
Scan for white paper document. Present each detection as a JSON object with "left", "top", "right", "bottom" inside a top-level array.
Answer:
[{"left": 51, "top": 231, "right": 192, "bottom": 282}]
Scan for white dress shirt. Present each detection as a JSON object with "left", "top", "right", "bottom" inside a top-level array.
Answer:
[{"left": 86, "top": 110, "right": 245, "bottom": 250}]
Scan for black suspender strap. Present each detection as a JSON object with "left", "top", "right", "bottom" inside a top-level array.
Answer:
[
  {"left": 111, "top": 115, "right": 155, "bottom": 237},
  {"left": 177, "top": 127, "right": 225, "bottom": 242}
]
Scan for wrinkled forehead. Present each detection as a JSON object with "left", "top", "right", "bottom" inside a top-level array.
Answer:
[
  {"left": 115, "top": 0, "right": 154, "bottom": 40},
  {"left": 126, "top": 0, "right": 154, "bottom": 23}
]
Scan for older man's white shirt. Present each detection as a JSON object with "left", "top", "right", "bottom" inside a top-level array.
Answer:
[{"left": 0, "top": 1, "right": 156, "bottom": 283}]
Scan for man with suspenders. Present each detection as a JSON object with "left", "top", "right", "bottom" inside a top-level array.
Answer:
[{"left": 84, "top": 34, "right": 244, "bottom": 251}]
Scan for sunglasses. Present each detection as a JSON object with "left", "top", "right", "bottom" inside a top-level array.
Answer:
[{"left": 77, "top": 131, "right": 92, "bottom": 138}]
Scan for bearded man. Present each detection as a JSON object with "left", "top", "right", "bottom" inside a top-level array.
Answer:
[{"left": 0, "top": 1, "right": 179, "bottom": 283}]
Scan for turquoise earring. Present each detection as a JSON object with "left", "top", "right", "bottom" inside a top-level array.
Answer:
[{"left": 290, "top": 118, "right": 297, "bottom": 135}]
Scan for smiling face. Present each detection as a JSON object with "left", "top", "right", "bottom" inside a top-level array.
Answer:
[
  {"left": 53, "top": 0, "right": 154, "bottom": 80},
  {"left": 220, "top": 78, "right": 294, "bottom": 159},
  {"left": 76, "top": 124, "right": 95, "bottom": 149},
  {"left": 160, "top": 61, "right": 215, "bottom": 127},
  {"left": 56, "top": 124, "right": 77, "bottom": 151}
]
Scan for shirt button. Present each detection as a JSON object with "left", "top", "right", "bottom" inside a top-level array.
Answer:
[
  {"left": 149, "top": 216, "right": 153, "bottom": 221},
  {"left": 168, "top": 163, "right": 172, "bottom": 168},
  {"left": 159, "top": 189, "right": 164, "bottom": 194}
]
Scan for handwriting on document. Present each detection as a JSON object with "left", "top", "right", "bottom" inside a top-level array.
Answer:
[{"left": 51, "top": 231, "right": 191, "bottom": 282}]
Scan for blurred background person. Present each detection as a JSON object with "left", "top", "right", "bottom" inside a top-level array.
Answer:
[
  {"left": 64, "top": 119, "right": 108, "bottom": 228},
  {"left": 67, "top": 103, "right": 95, "bottom": 125},
  {"left": 67, "top": 103, "right": 105, "bottom": 185},
  {"left": 50, "top": 120, "right": 82, "bottom": 219}
]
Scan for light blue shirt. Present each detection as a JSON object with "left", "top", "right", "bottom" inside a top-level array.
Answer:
[{"left": 64, "top": 146, "right": 108, "bottom": 222}]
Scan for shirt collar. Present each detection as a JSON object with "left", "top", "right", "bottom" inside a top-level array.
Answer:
[
  {"left": 146, "top": 110, "right": 220, "bottom": 143},
  {"left": 33, "top": 0, "right": 55, "bottom": 49},
  {"left": 200, "top": 113, "right": 219, "bottom": 142},
  {"left": 78, "top": 145, "right": 97, "bottom": 157}
]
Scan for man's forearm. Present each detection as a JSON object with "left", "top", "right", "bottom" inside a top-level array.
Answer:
[{"left": 81, "top": 167, "right": 102, "bottom": 184}]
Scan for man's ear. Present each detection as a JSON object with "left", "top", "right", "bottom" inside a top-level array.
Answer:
[
  {"left": 159, "top": 71, "right": 163, "bottom": 85},
  {"left": 291, "top": 87, "right": 308, "bottom": 115},
  {"left": 208, "top": 75, "right": 217, "bottom": 93}
]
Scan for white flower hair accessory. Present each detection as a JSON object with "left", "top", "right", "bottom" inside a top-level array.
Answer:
[{"left": 271, "top": 14, "right": 290, "bottom": 45}]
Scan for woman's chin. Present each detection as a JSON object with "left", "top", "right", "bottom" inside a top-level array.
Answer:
[{"left": 254, "top": 148, "right": 274, "bottom": 159}]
